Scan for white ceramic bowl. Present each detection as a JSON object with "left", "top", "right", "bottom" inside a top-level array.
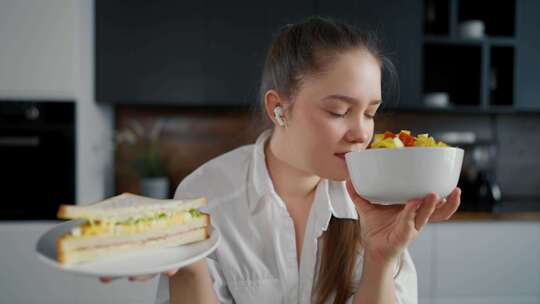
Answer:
[
  {"left": 345, "top": 147, "right": 464, "bottom": 204},
  {"left": 459, "top": 20, "right": 485, "bottom": 39},
  {"left": 423, "top": 92, "right": 450, "bottom": 108}
]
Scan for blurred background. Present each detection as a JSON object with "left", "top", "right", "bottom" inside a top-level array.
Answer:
[{"left": 1, "top": 0, "right": 539, "bottom": 303}]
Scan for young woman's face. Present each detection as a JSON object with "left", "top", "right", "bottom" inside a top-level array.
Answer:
[{"left": 286, "top": 49, "right": 382, "bottom": 181}]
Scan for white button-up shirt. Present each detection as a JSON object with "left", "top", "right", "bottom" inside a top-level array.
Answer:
[{"left": 155, "top": 129, "right": 417, "bottom": 304}]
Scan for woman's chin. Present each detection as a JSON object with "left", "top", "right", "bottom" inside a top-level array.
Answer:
[{"left": 321, "top": 168, "right": 349, "bottom": 182}]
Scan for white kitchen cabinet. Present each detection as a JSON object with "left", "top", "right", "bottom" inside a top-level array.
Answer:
[
  {"left": 0, "top": 0, "right": 114, "bottom": 204},
  {"left": 409, "top": 225, "right": 436, "bottom": 299},
  {"left": 432, "top": 297, "right": 540, "bottom": 304},
  {"left": 432, "top": 221, "right": 540, "bottom": 301},
  {"left": 409, "top": 220, "right": 540, "bottom": 304},
  {"left": 0, "top": 223, "right": 159, "bottom": 304},
  {"left": 3, "top": 221, "right": 540, "bottom": 304}
]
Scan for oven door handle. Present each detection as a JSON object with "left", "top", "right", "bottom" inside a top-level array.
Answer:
[{"left": 0, "top": 136, "right": 40, "bottom": 147}]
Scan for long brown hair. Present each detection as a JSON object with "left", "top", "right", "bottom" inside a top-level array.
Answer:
[{"left": 255, "top": 16, "right": 398, "bottom": 303}]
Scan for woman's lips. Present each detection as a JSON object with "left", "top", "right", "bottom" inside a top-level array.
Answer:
[{"left": 334, "top": 153, "right": 346, "bottom": 160}]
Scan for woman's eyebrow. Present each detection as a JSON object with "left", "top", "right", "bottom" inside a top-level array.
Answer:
[{"left": 321, "top": 94, "right": 381, "bottom": 105}]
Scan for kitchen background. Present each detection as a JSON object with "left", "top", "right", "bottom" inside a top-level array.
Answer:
[{"left": 1, "top": 0, "right": 539, "bottom": 303}]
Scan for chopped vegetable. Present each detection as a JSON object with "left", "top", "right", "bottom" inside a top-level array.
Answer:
[{"left": 370, "top": 130, "right": 448, "bottom": 149}]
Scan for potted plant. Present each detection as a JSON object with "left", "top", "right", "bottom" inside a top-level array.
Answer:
[{"left": 116, "top": 119, "right": 170, "bottom": 198}]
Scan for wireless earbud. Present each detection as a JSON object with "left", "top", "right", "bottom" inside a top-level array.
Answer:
[{"left": 273, "top": 106, "right": 286, "bottom": 127}]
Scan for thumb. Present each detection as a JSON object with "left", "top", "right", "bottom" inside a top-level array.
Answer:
[
  {"left": 345, "top": 179, "right": 373, "bottom": 213},
  {"left": 165, "top": 268, "right": 180, "bottom": 277},
  {"left": 397, "top": 198, "right": 422, "bottom": 233}
]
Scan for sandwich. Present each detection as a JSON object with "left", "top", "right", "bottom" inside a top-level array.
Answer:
[{"left": 56, "top": 193, "right": 210, "bottom": 266}]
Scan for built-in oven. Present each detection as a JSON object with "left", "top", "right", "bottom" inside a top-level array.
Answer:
[{"left": 0, "top": 101, "right": 75, "bottom": 220}]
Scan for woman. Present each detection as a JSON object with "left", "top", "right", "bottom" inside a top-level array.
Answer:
[{"left": 105, "top": 16, "right": 461, "bottom": 303}]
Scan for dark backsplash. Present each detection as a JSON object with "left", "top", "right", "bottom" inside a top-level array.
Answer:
[
  {"left": 114, "top": 106, "right": 261, "bottom": 196},
  {"left": 115, "top": 106, "right": 540, "bottom": 211},
  {"left": 495, "top": 114, "right": 540, "bottom": 198}
]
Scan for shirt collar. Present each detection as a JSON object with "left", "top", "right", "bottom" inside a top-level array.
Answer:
[
  {"left": 327, "top": 180, "right": 359, "bottom": 220},
  {"left": 252, "top": 129, "right": 274, "bottom": 199},
  {"left": 250, "top": 129, "right": 358, "bottom": 221}
]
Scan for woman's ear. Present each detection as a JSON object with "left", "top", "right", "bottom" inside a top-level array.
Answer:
[{"left": 263, "top": 90, "right": 289, "bottom": 127}]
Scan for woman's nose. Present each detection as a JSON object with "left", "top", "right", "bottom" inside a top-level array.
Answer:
[{"left": 345, "top": 125, "right": 369, "bottom": 144}]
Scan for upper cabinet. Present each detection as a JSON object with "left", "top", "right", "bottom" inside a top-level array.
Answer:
[
  {"left": 201, "top": 0, "right": 315, "bottom": 105},
  {"left": 96, "top": 0, "right": 418, "bottom": 106},
  {"left": 421, "top": 0, "right": 540, "bottom": 111},
  {"left": 96, "top": 1, "right": 539, "bottom": 110},
  {"left": 515, "top": 0, "right": 540, "bottom": 110},
  {"left": 95, "top": 0, "right": 313, "bottom": 106},
  {"left": 96, "top": 2, "right": 205, "bottom": 105}
]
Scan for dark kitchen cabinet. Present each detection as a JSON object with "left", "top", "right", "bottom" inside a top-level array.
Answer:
[
  {"left": 96, "top": 0, "right": 313, "bottom": 106},
  {"left": 316, "top": 0, "right": 424, "bottom": 107},
  {"left": 96, "top": 1, "right": 540, "bottom": 109},
  {"left": 202, "top": 0, "right": 314, "bottom": 105},
  {"left": 96, "top": 0, "right": 419, "bottom": 106},
  {"left": 421, "top": 0, "right": 540, "bottom": 111},
  {"left": 202, "top": 2, "right": 268, "bottom": 105},
  {"left": 515, "top": 0, "right": 540, "bottom": 110},
  {"left": 96, "top": 1, "right": 207, "bottom": 104},
  {"left": 422, "top": 0, "right": 517, "bottom": 109}
]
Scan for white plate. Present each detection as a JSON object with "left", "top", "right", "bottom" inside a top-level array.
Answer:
[{"left": 35, "top": 219, "right": 221, "bottom": 277}]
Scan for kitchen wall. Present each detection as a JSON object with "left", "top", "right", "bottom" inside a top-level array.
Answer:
[
  {"left": 115, "top": 107, "right": 540, "bottom": 210},
  {"left": 0, "top": 1, "right": 155, "bottom": 303},
  {"left": 0, "top": 0, "right": 114, "bottom": 203}
]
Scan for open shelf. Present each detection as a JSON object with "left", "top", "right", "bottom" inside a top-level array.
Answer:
[
  {"left": 422, "top": 0, "right": 516, "bottom": 108},
  {"left": 424, "top": 0, "right": 450, "bottom": 36},
  {"left": 458, "top": 0, "right": 515, "bottom": 37},
  {"left": 424, "top": 35, "right": 516, "bottom": 47},
  {"left": 423, "top": 44, "right": 482, "bottom": 106},
  {"left": 490, "top": 47, "right": 514, "bottom": 106}
]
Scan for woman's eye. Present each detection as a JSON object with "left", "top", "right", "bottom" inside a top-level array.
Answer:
[
  {"left": 365, "top": 112, "right": 376, "bottom": 119},
  {"left": 329, "top": 110, "right": 349, "bottom": 118},
  {"left": 328, "top": 109, "right": 376, "bottom": 119}
]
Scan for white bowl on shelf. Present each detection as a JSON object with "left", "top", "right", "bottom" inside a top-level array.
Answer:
[
  {"left": 459, "top": 20, "right": 485, "bottom": 39},
  {"left": 423, "top": 92, "right": 450, "bottom": 108},
  {"left": 345, "top": 147, "right": 464, "bottom": 204}
]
